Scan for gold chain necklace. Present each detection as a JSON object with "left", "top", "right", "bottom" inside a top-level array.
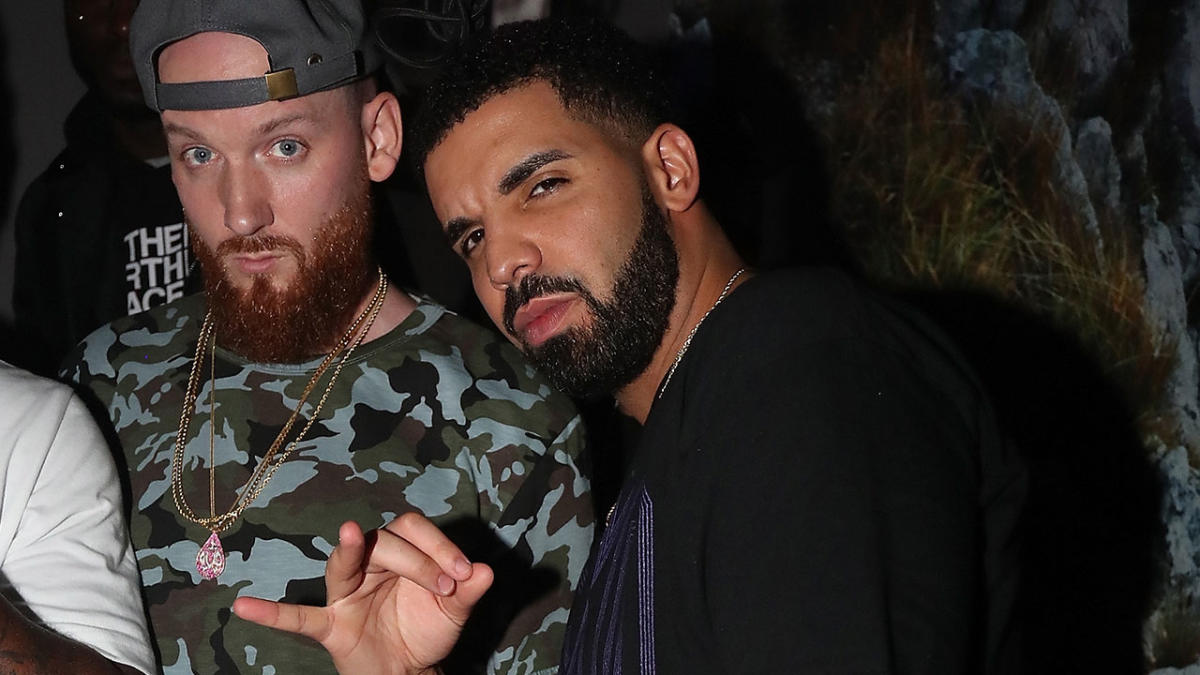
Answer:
[
  {"left": 605, "top": 267, "right": 747, "bottom": 529},
  {"left": 656, "top": 267, "right": 746, "bottom": 399},
  {"left": 172, "top": 269, "right": 388, "bottom": 581}
]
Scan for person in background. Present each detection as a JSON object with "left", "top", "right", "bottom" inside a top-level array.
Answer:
[
  {"left": 0, "top": 360, "right": 155, "bottom": 675},
  {"left": 13, "top": 0, "right": 190, "bottom": 376},
  {"left": 235, "top": 17, "right": 1026, "bottom": 675},
  {"left": 63, "top": 1, "right": 593, "bottom": 672}
]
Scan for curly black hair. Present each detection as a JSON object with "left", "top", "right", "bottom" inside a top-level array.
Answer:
[{"left": 407, "top": 17, "right": 673, "bottom": 178}]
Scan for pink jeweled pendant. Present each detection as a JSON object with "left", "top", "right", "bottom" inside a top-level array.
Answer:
[{"left": 196, "top": 531, "right": 226, "bottom": 581}]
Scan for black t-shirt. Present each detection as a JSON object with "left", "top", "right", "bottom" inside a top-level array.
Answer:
[{"left": 561, "top": 268, "right": 1025, "bottom": 674}]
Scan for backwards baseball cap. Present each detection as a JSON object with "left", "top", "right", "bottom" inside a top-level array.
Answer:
[{"left": 131, "top": 0, "right": 381, "bottom": 111}]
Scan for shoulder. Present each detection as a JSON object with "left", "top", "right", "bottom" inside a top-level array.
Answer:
[
  {"left": 62, "top": 294, "right": 203, "bottom": 387},
  {"left": 17, "top": 132, "right": 110, "bottom": 206},
  {"left": 13, "top": 148, "right": 73, "bottom": 219},
  {"left": 431, "top": 310, "right": 548, "bottom": 383},
  {"left": 372, "top": 299, "right": 583, "bottom": 441},
  {"left": 700, "top": 268, "right": 974, "bottom": 382},
  {"left": 0, "top": 361, "right": 100, "bottom": 476},
  {"left": 670, "top": 267, "right": 989, "bottom": 447},
  {"left": 0, "top": 360, "right": 74, "bottom": 414},
  {"left": 709, "top": 267, "right": 895, "bottom": 345},
  {"left": 87, "top": 292, "right": 202, "bottom": 342}
]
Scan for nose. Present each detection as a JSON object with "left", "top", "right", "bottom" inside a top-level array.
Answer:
[
  {"left": 219, "top": 162, "right": 273, "bottom": 237},
  {"left": 484, "top": 220, "right": 541, "bottom": 290}
]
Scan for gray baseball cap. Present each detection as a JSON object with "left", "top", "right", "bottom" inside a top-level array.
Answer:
[{"left": 130, "top": 0, "right": 381, "bottom": 111}]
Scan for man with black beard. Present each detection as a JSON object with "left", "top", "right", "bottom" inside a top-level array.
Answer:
[
  {"left": 61, "top": 2, "right": 594, "bottom": 673},
  {"left": 235, "top": 17, "right": 1028, "bottom": 675},
  {"left": 498, "top": 188, "right": 678, "bottom": 398}
]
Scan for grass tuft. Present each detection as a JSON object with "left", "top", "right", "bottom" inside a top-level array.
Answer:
[{"left": 820, "top": 23, "right": 1179, "bottom": 448}]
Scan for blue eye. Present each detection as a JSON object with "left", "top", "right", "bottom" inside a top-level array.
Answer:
[
  {"left": 184, "top": 147, "right": 213, "bottom": 165},
  {"left": 271, "top": 139, "right": 304, "bottom": 158}
]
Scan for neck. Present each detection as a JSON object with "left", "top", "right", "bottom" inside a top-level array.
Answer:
[
  {"left": 354, "top": 276, "right": 417, "bottom": 346},
  {"left": 614, "top": 212, "right": 749, "bottom": 424},
  {"left": 314, "top": 269, "right": 418, "bottom": 357}
]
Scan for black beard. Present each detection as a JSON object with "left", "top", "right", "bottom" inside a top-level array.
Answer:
[
  {"left": 502, "top": 190, "right": 679, "bottom": 398},
  {"left": 192, "top": 176, "right": 375, "bottom": 364}
]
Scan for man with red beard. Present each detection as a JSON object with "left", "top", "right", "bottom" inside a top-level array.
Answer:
[
  {"left": 234, "top": 17, "right": 1027, "bottom": 675},
  {"left": 61, "top": 2, "right": 594, "bottom": 673}
]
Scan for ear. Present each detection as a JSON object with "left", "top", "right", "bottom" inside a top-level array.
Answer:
[
  {"left": 641, "top": 123, "right": 700, "bottom": 213},
  {"left": 361, "top": 91, "right": 403, "bottom": 182}
]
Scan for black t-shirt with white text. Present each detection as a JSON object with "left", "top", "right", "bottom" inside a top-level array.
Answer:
[{"left": 13, "top": 93, "right": 191, "bottom": 374}]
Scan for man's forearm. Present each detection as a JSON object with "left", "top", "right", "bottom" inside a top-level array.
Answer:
[{"left": 0, "top": 597, "right": 139, "bottom": 675}]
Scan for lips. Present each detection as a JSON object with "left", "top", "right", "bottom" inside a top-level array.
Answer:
[
  {"left": 512, "top": 293, "right": 578, "bottom": 347},
  {"left": 230, "top": 251, "right": 283, "bottom": 275}
]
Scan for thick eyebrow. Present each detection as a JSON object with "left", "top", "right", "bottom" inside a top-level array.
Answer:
[
  {"left": 497, "top": 149, "right": 572, "bottom": 195},
  {"left": 444, "top": 216, "right": 478, "bottom": 247},
  {"left": 443, "top": 149, "right": 574, "bottom": 246}
]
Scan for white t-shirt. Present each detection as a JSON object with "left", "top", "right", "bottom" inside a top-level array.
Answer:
[{"left": 0, "top": 361, "right": 154, "bottom": 674}]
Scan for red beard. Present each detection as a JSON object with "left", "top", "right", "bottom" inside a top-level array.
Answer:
[{"left": 191, "top": 177, "right": 375, "bottom": 363}]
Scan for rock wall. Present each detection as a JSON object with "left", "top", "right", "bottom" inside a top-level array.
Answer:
[
  {"left": 938, "top": 1, "right": 1199, "bottom": 669},
  {"left": 933, "top": 10, "right": 1200, "bottom": 669},
  {"left": 937, "top": 3, "right": 1200, "bottom": 669}
]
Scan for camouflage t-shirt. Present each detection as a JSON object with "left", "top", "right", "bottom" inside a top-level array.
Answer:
[{"left": 64, "top": 293, "right": 594, "bottom": 675}]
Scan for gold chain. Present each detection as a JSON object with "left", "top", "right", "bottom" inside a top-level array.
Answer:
[
  {"left": 656, "top": 267, "right": 746, "bottom": 399},
  {"left": 171, "top": 269, "right": 389, "bottom": 534}
]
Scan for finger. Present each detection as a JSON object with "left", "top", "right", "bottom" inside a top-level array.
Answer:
[
  {"left": 364, "top": 526, "right": 464, "bottom": 597},
  {"left": 386, "top": 512, "right": 475, "bottom": 581},
  {"left": 231, "top": 596, "right": 332, "bottom": 643},
  {"left": 439, "top": 562, "right": 494, "bottom": 625},
  {"left": 325, "top": 521, "right": 369, "bottom": 602}
]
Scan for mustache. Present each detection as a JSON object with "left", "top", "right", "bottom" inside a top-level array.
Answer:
[
  {"left": 216, "top": 234, "right": 305, "bottom": 262},
  {"left": 502, "top": 274, "right": 587, "bottom": 336}
]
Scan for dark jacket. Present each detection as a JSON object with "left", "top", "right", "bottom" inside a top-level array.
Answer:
[{"left": 13, "top": 93, "right": 190, "bottom": 375}]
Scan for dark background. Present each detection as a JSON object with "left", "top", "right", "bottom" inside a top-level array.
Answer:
[{"left": 0, "top": 3, "right": 85, "bottom": 324}]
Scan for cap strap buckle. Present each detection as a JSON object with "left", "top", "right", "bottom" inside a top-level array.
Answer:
[{"left": 265, "top": 69, "right": 299, "bottom": 101}]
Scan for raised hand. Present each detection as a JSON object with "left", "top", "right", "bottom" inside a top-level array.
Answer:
[{"left": 232, "top": 514, "right": 494, "bottom": 675}]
